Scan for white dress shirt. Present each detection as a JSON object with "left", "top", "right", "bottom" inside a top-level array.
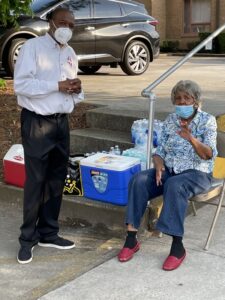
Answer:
[{"left": 14, "top": 33, "right": 84, "bottom": 115}]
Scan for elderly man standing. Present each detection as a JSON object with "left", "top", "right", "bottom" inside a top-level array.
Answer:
[{"left": 14, "top": 7, "right": 83, "bottom": 264}]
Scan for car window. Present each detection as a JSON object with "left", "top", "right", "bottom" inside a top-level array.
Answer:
[
  {"left": 122, "top": 2, "right": 148, "bottom": 15},
  {"left": 31, "top": 0, "right": 61, "bottom": 13},
  {"left": 94, "top": 0, "right": 122, "bottom": 18},
  {"left": 63, "top": 0, "right": 91, "bottom": 19}
]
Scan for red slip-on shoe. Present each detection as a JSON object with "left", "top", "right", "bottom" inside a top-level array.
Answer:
[
  {"left": 118, "top": 242, "right": 140, "bottom": 262},
  {"left": 162, "top": 251, "right": 186, "bottom": 271}
]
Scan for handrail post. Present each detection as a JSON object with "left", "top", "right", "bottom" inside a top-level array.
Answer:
[{"left": 146, "top": 92, "right": 156, "bottom": 169}]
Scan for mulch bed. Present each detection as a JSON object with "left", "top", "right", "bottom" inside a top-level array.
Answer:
[{"left": 0, "top": 80, "right": 96, "bottom": 182}]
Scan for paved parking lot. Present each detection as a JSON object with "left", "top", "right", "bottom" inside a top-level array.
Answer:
[{"left": 80, "top": 54, "right": 225, "bottom": 117}]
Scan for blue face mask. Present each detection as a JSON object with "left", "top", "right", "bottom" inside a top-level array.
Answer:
[{"left": 175, "top": 105, "right": 195, "bottom": 119}]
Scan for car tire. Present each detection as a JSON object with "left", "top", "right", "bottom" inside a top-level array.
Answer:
[
  {"left": 79, "top": 66, "right": 101, "bottom": 74},
  {"left": 121, "top": 40, "right": 150, "bottom": 75},
  {"left": 8, "top": 38, "right": 27, "bottom": 76}
]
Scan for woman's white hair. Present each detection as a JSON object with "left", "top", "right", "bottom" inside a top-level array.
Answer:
[{"left": 171, "top": 80, "right": 202, "bottom": 106}]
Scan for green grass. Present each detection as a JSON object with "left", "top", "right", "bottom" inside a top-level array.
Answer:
[{"left": 0, "top": 78, "right": 6, "bottom": 89}]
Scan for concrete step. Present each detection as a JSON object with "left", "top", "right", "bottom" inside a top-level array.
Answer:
[
  {"left": 0, "top": 182, "right": 149, "bottom": 232},
  {"left": 86, "top": 107, "right": 148, "bottom": 132},
  {"left": 70, "top": 128, "right": 133, "bottom": 154},
  {"left": 86, "top": 107, "right": 168, "bottom": 132}
]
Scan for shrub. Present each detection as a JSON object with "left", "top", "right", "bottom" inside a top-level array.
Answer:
[
  {"left": 160, "top": 40, "right": 180, "bottom": 52},
  {"left": 0, "top": 78, "right": 6, "bottom": 89},
  {"left": 217, "top": 33, "right": 225, "bottom": 53},
  {"left": 191, "top": 32, "right": 225, "bottom": 53},
  {"left": 187, "top": 41, "right": 200, "bottom": 51}
]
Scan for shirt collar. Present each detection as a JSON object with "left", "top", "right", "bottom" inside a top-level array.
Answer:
[
  {"left": 45, "top": 32, "right": 68, "bottom": 49},
  {"left": 191, "top": 108, "right": 202, "bottom": 125}
]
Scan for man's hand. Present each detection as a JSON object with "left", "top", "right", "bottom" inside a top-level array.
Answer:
[{"left": 58, "top": 78, "right": 82, "bottom": 94}]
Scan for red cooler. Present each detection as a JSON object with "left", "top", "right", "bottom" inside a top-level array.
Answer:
[{"left": 3, "top": 144, "right": 26, "bottom": 188}]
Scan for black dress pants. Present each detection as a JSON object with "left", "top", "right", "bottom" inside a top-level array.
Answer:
[{"left": 19, "top": 108, "right": 70, "bottom": 247}]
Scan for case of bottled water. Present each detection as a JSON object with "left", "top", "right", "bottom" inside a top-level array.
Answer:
[{"left": 131, "top": 118, "right": 163, "bottom": 149}]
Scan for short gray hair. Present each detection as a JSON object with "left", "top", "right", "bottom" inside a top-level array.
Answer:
[{"left": 171, "top": 80, "right": 202, "bottom": 105}]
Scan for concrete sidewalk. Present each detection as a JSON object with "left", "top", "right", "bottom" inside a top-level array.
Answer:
[{"left": 39, "top": 204, "right": 225, "bottom": 300}]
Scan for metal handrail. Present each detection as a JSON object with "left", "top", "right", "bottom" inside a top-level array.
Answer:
[{"left": 142, "top": 23, "right": 225, "bottom": 168}]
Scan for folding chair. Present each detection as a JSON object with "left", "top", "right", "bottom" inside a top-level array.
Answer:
[{"left": 189, "top": 130, "right": 225, "bottom": 250}]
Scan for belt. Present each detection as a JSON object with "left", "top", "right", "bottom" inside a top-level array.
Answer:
[
  {"left": 44, "top": 113, "right": 67, "bottom": 118},
  {"left": 22, "top": 108, "right": 67, "bottom": 119}
]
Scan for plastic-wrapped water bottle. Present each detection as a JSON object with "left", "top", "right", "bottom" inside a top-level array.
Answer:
[
  {"left": 131, "top": 118, "right": 164, "bottom": 150},
  {"left": 122, "top": 147, "right": 147, "bottom": 170},
  {"left": 153, "top": 119, "right": 164, "bottom": 147},
  {"left": 131, "top": 120, "right": 138, "bottom": 143},
  {"left": 135, "top": 131, "right": 148, "bottom": 151}
]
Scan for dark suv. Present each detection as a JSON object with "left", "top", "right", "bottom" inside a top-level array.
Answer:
[{"left": 0, "top": 0, "right": 160, "bottom": 76}]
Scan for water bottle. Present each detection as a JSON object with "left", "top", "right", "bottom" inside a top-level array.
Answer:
[
  {"left": 135, "top": 132, "right": 144, "bottom": 150},
  {"left": 114, "top": 145, "right": 121, "bottom": 155},
  {"left": 122, "top": 147, "right": 147, "bottom": 171},
  {"left": 109, "top": 146, "right": 115, "bottom": 154},
  {"left": 131, "top": 120, "right": 138, "bottom": 143},
  {"left": 153, "top": 119, "right": 164, "bottom": 147},
  {"left": 142, "top": 119, "right": 148, "bottom": 133}
]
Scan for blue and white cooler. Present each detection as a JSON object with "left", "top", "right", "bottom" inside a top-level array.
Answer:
[{"left": 80, "top": 153, "right": 141, "bottom": 205}]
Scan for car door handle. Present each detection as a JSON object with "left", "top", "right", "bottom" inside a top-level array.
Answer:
[{"left": 85, "top": 26, "right": 95, "bottom": 31}]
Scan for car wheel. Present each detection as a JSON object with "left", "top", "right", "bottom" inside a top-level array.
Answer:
[
  {"left": 79, "top": 66, "right": 101, "bottom": 74},
  {"left": 121, "top": 40, "right": 150, "bottom": 75},
  {"left": 8, "top": 38, "right": 27, "bottom": 76}
]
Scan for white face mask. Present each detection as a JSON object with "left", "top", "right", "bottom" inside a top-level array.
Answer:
[{"left": 52, "top": 21, "right": 72, "bottom": 45}]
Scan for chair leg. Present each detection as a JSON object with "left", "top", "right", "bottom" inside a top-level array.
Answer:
[
  {"left": 204, "top": 184, "right": 225, "bottom": 251},
  {"left": 190, "top": 201, "right": 197, "bottom": 216}
]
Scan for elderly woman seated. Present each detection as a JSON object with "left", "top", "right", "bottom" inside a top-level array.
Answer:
[{"left": 118, "top": 80, "right": 217, "bottom": 271}]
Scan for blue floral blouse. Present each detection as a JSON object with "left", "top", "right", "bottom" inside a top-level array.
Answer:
[{"left": 155, "top": 110, "right": 217, "bottom": 174}]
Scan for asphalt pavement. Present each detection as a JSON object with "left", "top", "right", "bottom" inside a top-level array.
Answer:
[{"left": 1, "top": 55, "right": 225, "bottom": 300}]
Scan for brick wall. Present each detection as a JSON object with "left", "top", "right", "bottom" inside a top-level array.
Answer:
[
  {"left": 137, "top": 0, "right": 224, "bottom": 49},
  {"left": 151, "top": 0, "right": 166, "bottom": 41},
  {"left": 219, "top": 0, "right": 225, "bottom": 25}
]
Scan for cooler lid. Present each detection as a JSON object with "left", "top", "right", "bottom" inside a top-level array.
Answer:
[
  {"left": 3, "top": 144, "right": 24, "bottom": 165},
  {"left": 80, "top": 153, "right": 140, "bottom": 171}
]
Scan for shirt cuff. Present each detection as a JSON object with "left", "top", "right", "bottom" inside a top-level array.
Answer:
[
  {"left": 73, "top": 90, "right": 84, "bottom": 105},
  {"left": 47, "top": 81, "right": 59, "bottom": 93}
]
